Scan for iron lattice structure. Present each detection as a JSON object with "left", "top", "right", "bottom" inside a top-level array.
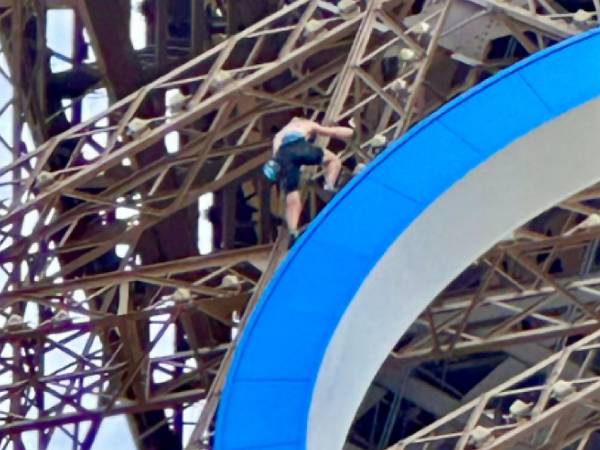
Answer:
[{"left": 0, "top": 0, "right": 598, "bottom": 449}]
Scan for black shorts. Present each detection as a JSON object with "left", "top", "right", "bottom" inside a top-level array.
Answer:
[{"left": 276, "top": 139, "right": 324, "bottom": 192}]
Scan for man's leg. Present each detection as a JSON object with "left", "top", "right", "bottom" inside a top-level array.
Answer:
[
  {"left": 285, "top": 190, "right": 302, "bottom": 235},
  {"left": 322, "top": 149, "right": 342, "bottom": 191}
]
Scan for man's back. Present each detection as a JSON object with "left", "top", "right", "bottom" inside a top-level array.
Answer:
[{"left": 273, "top": 118, "right": 314, "bottom": 154}]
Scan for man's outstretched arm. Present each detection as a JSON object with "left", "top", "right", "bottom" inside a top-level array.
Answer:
[{"left": 311, "top": 122, "right": 354, "bottom": 140}]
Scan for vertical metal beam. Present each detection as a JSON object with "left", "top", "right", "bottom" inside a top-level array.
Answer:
[
  {"left": 78, "top": 0, "right": 143, "bottom": 99},
  {"left": 155, "top": 0, "right": 168, "bottom": 67},
  {"left": 191, "top": 0, "right": 208, "bottom": 55},
  {"left": 186, "top": 233, "right": 289, "bottom": 450}
]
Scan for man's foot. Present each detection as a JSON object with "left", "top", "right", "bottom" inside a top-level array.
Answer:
[
  {"left": 353, "top": 162, "right": 367, "bottom": 175},
  {"left": 288, "top": 229, "right": 300, "bottom": 249},
  {"left": 323, "top": 182, "right": 338, "bottom": 193}
]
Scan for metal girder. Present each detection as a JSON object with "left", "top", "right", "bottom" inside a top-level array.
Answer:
[
  {"left": 347, "top": 193, "right": 600, "bottom": 446},
  {"left": 76, "top": 0, "right": 143, "bottom": 100},
  {"left": 186, "top": 232, "right": 289, "bottom": 450},
  {"left": 474, "top": 0, "right": 580, "bottom": 39},
  {"left": 388, "top": 209, "right": 600, "bottom": 365},
  {"left": 389, "top": 328, "right": 600, "bottom": 450},
  {"left": 0, "top": 390, "right": 207, "bottom": 435},
  {"left": 347, "top": 211, "right": 600, "bottom": 448},
  {"left": 0, "top": 245, "right": 271, "bottom": 447},
  {"left": 1, "top": 0, "right": 600, "bottom": 448}
]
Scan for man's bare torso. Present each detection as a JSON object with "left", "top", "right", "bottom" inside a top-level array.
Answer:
[{"left": 272, "top": 117, "right": 315, "bottom": 155}]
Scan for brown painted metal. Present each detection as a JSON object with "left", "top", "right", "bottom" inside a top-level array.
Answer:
[{"left": 1, "top": 0, "right": 599, "bottom": 449}]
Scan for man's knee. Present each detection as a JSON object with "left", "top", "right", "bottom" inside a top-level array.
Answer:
[
  {"left": 286, "top": 191, "right": 301, "bottom": 207},
  {"left": 321, "top": 149, "right": 336, "bottom": 162},
  {"left": 324, "top": 154, "right": 341, "bottom": 171}
]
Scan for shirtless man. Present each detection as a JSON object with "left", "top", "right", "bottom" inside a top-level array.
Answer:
[{"left": 263, "top": 117, "right": 354, "bottom": 238}]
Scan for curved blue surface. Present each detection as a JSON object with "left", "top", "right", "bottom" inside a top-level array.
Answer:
[{"left": 215, "top": 28, "right": 600, "bottom": 450}]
